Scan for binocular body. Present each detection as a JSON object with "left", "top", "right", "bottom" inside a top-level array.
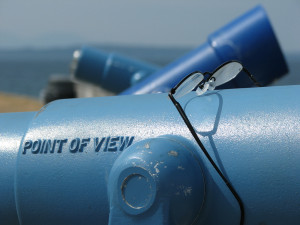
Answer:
[
  {"left": 1, "top": 85, "right": 299, "bottom": 224},
  {"left": 72, "top": 5, "right": 288, "bottom": 96}
]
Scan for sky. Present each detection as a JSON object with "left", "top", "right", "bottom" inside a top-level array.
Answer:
[{"left": 0, "top": 0, "right": 299, "bottom": 52}]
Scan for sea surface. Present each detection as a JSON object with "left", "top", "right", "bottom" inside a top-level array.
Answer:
[
  {"left": 0, "top": 45, "right": 190, "bottom": 98},
  {"left": 0, "top": 45, "right": 299, "bottom": 98}
]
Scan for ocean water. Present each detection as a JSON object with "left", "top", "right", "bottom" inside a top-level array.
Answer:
[
  {"left": 0, "top": 45, "right": 189, "bottom": 98},
  {"left": 0, "top": 46, "right": 299, "bottom": 98},
  {"left": 0, "top": 60, "right": 70, "bottom": 97}
]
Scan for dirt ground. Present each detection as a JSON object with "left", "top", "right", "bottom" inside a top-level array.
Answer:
[{"left": 0, "top": 92, "right": 43, "bottom": 113}]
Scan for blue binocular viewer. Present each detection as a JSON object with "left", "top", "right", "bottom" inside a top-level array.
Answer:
[{"left": 72, "top": 6, "right": 288, "bottom": 95}]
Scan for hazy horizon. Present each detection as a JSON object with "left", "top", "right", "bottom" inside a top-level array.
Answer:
[{"left": 0, "top": 1, "right": 299, "bottom": 52}]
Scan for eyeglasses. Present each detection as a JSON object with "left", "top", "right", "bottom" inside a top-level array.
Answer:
[{"left": 168, "top": 61, "right": 261, "bottom": 225}]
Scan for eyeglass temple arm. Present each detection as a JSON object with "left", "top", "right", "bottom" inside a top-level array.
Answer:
[
  {"left": 243, "top": 68, "right": 262, "bottom": 87},
  {"left": 168, "top": 93, "right": 245, "bottom": 225}
]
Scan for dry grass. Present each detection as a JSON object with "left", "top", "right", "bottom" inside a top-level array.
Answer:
[{"left": 0, "top": 92, "right": 43, "bottom": 113}]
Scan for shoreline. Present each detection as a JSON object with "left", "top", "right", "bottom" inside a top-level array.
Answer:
[{"left": 0, "top": 92, "right": 43, "bottom": 113}]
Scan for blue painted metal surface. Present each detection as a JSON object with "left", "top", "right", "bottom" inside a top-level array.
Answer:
[
  {"left": 72, "top": 46, "right": 159, "bottom": 93},
  {"left": 108, "top": 137, "right": 205, "bottom": 224},
  {"left": 0, "top": 112, "right": 36, "bottom": 225},
  {"left": 121, "top": 5, "right": 288, "bottom": 95},
  {"left": 0, "top": 85, "right": 299, "bottom": 224}
]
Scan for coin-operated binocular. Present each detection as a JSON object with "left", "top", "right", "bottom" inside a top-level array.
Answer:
[
  {"left": 72, "top": 46, "right": 160, "bottom": 94},
  {"left": 121, "top": 5, "right": 288, "bottom": 95},
  {"left": 1, "top": 62, "right": 299, "bottom": 225},
  {"left": 71, "top": 5, "right": 288, "bottom": 97}
]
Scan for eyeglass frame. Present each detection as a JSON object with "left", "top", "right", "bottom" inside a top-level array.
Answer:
[{"left": 168, "top": 60, "right": 262, "bottom": 225}]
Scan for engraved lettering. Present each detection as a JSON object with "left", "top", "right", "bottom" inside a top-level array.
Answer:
[
  {"left": 79, "top": 138, "right": 90, "bottom": 152},
  {"left": 22, "top": 136, "right": 135, "bottom": 155},
  {"left": 51, "top": 140, "right": 57, "bottom": 153},
  {"left": 103, "top": 137, "right": 111, "bottom": 152},
  {"left": 107, "top": 136, "right": 119, "bottom": 151},
  {"left": 43, "top": 140, "right": 55, "bottom": 154},
  {"left": 119, "top": 136, "right": 134, "bottom": 151},
  {"left": 94, "top": 137, "right": 106, "bottom": 152},
  {"left": 40, "top": 140, "right": 47, "bottom": 154},
  {"left": 32, "top": 139, "right": 41, "bottom": 154},
  {"left": 70, "top": 138, "right": 80, "bottom": 153},
  {"left": 57, "top": 139, "right": 68, "bottom": 153},
  {"left": 23, "top": 140, "right": 32, "bottom": 154}
]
